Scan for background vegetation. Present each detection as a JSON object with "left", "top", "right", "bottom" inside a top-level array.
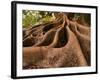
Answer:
[
  {"left": 22, "top": 10, "right": 56, "bottom": 28},
  {"left": 22, "top": 10, "right": 90, "bottom": 28}
]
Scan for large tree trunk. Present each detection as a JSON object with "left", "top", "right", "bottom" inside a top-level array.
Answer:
[{"left": 23, "top": 13, "right": 91, "bottom": 69}]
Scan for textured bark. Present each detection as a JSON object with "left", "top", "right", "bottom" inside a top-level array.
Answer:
[{"left": 23, "top": 13, "right": 91, "bottom": 69}]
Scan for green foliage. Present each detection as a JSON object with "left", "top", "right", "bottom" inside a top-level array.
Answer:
[{"left": 22, "top": 10, "right": 55, "bottom": 28}]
